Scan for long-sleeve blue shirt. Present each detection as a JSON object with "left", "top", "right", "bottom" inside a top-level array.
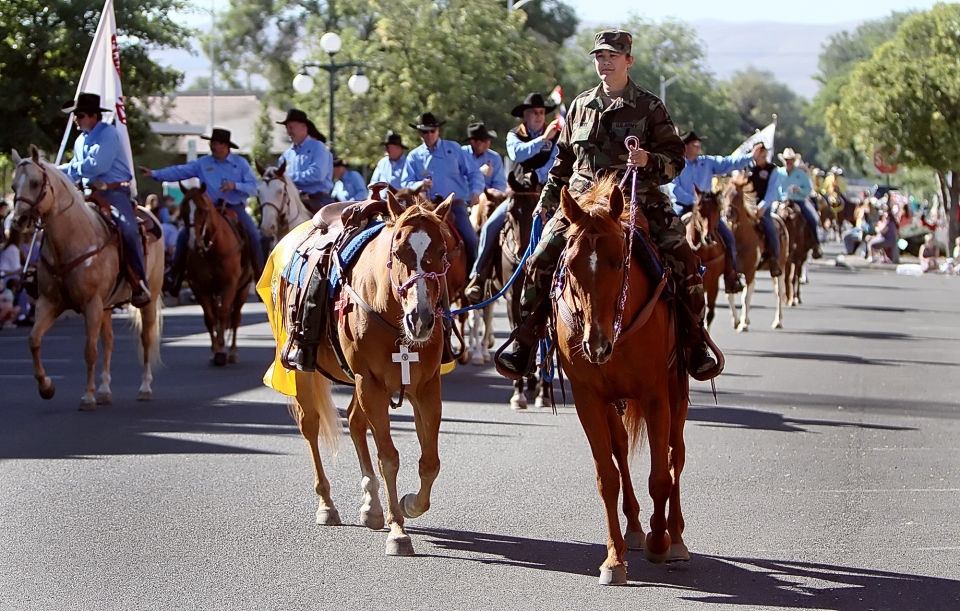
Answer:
[
  {"left": 778, "top": 167, "right": 813, "bottom": 202},
  {"left": 60, "top": 121, "right": 132, "bottom": 186},
  {"left": 369, "top": 155, "right": 406, "bottom": 192},
  {"left": 461, "top": 146, "right": 507, "bottom": 191},
  {"left": 506, "top": 127, "right": 558, "bottom": 184},
  {"left": 670, "top": 153, "right": 753, "bottom": 205},
  {"left": 332, "top": 169, "right": 368, "bottom": 202},
  {"left": 401, "top": 139, "right": 483, "bottom": 201},
  {"left": 150, "top": 153, "right": 257, "bottom": 205},
  {"left": 279, "top": 137, "right": 333, "bottom": 194}
]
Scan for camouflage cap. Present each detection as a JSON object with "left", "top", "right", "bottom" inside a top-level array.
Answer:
[{"left": 590, "top": 29, "right": 632, "bottom": 55}]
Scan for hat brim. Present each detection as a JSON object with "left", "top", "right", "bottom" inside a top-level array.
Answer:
[
  {"left": 409, "top": 121, "right": 446, "bottom": 131},
  {"left": 510, "top": 103, "right": 557, "bottom": 118},
  {"left": 383, "top": 141, "right": 408, "bottom": 148},
  {"left": 590, "top": 44, "right": 628, "bottom": 55},
  {"left": 778, "top": 154, "right": 798, "bottom": 161},
  {"left": 61, "top": 101, "right": 111, "bottom": 114},
  {"left": 201, "top": 135, "right": 239, "bottom": 149}
]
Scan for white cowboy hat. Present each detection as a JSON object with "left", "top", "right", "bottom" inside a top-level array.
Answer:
[{"left": 778, "top": 147, "right": 800, "bottom": 161}]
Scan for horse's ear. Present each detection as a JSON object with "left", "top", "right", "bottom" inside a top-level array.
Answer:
[
  {"left": 30, "top": 144, "right": 40, "bottom": 163},
  {"left": 255, "top": 160, "right": 265, "bottom": 176},
  {"left": 693, "top": 185, "right": 702, "bottom": 199},
  {"left": 560, "top": 186, "right": 583, "bottom": 224},
  {"left": 608, "top": 184, "right": 624, "bottom": 220},
  {"left": 11, "top": 149, "right": 21, "bottom": 164},
  {"left": 386, "top": 190, "right": 405, "bottom": 221},
  {"left": 434, "top": 194, "right": 454, "bottom": 220},
  {"left": 178, "top": 181, "right": 187, "bottom": 194},
  {"left": 198, "top": 182, "right": 206, "bottom": 194},
  {"left": 277, "top": 159, "right": 286, "bottom": 176}
]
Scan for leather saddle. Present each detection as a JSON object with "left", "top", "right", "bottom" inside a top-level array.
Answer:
[{"left": 85, "top": 190, "right": 162, "bottom": 289}]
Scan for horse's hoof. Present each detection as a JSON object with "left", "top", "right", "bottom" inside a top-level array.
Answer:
[
  {"left": 471, "top": 354, "right": 485, "bottom": 366},
  {"left": 95, "top": 391, "right": 112, "bottom": 405},
  {"left": 535, "top": 395, "right": 553, "bottom": 409},
  {"left": 78, "top": 399, "right": 97, "bottom": 412},
  {"left": 736, "top": 325, "right": 749, "bottom": 333},
  {"left": 510, "top": 395, "right": 527, "bottom": 410},
  {"left": 38, "top": 378, "right": 56, "bottom": 400},
  {"left": 644, "top": 532, "right": 671, "bottom": 563},
  {"left": 667, "top": 542, "right": 691, "bottom": 563},
  {"left": 137, "top": 391, "right": 152, "bottom": 402},
  {"left": 482, "top": 353, "right": 491, "bottom": 364},
  {"left": 359, "top": 508, "right": 385, "bottom": 530},
  {"left": 385, "top": 533, "right": 415, "bottom": 556},
  {"left": 400, "top": 493, "right": 425, "bottom": 519},
  {"left": 227, "top": 352, "right": 238, "bottom": 364},
  {"left": 212, "top": 352, "right": 227, "bottom": 367},
  {"left": 598, "top": 564, "right": 628, "bottom": 586},
  {"left": 316, "top": 507, "right": 342, "bottom": 526},
  {"left": 624, "top": 530, "right": 645, "bottom": 551},
  {"left": 772, "top": 321, "right": 783, "bottom": 330}
]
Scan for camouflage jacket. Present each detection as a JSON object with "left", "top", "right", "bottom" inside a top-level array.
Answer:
[{"left": 539, "top": 80, "right": 684, "bottom": 215}]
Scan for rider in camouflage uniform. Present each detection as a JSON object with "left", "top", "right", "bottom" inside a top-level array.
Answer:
[{"left": 494, "top": 29, "right": 721, "bottom": 381}]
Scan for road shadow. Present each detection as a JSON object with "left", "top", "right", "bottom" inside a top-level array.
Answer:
[
  {"left": 790, "top": 329, "right": 937, "bottom": 342},
  {"left": 726, "top": 348, "right": 957, "bottom": 369},
  {"left": 686, "top": 405, "right": 915, "bottom": 433},
  {"left": 409, "top": 526, "right": 960, "bottom": 608}
]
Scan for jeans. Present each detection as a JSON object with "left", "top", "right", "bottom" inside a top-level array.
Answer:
[
  {"left": 790, "top": 198, "right": 822, "bottom": 244},
  {"left": 759, "top": 202, "right": 781, "bottom": 261},
  {"left": 449, "top": 200, "right": 478, "bottom": 273},
  {"left": 470, "top": 200, "right": 508, "bottom": 277},
  {"left": 103, "top": 186, "right": 146, "bottom": 282}
]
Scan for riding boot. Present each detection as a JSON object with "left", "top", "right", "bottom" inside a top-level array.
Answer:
[
  {"left": 130, "top": 279, "right": 152, "bottom": 309},
  {"left": 667, "top": 241, "right": 722, "bottom": 381},
  {"left": 464, "top": 256, "right": 494, "bottom": 304},
  {"left": 281, "top": 268, "right": 327, "bottom": 372},
  {"left": 722, "top": 252, "right": 745, "bottom": 294},
  {"left": 494, "top": 299, "right": 548, "bottom": 380}
]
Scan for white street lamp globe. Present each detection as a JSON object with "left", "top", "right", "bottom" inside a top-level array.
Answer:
[
  {"left": 348, "top": 73, "right": 370, "bottom": 95},
  {"left": 292, "top": 73, "right": 315, "bottom": 94},
  {"left": 320, "top": 32, "right": 342, "bottom": 54}
]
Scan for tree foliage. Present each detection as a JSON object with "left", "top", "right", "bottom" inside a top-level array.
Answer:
[
  {"left": 517, "top": 0, "right": 579, "bottom": 44},
  {"left": 825, "top": 3, "right": 960, "bottom": 243},
  {"left": 558, "top": 16, "right": 741, "bottom": 154},
  {"left": 0, "top": 0, "right": 191, "bottom": 157}
]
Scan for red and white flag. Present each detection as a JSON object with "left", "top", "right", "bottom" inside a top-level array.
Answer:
[
  {"left": 548, "top": 85, "right": 567, "bottom": 132},
  {"left": 56, "top": 0, "right": 136, "bottom": 195}
]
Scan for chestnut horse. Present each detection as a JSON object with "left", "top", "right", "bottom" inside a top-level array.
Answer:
[
  {"left": 721, "top": 176, "right": 787, "bottom": 332},
  {"left": 10, "top": 147, "right": 163, "bottom": 410},
  {"left": 683, "top": 187, "right": 725, "bottom": 329},
  {"left": 180, "top": 185, "right": 253, "bottom": 365},
  {"left": 775, "top": 200, "right": 816, "bottom": 307},
  {"left": 553, "top": 177, "right": 689, "bottom": 585},
  {"left": 255, "top": 160, "right": 313, "bottom": 241},
  {"left": 260, "top": 192, "right": 455, "bottom": 556}
]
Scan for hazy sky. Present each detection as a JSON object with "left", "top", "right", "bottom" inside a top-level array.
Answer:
[{"left": 564, "top": 0, "right": 938, "bottom": 24}]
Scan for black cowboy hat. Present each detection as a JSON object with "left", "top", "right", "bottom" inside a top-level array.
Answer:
[
  {"left": 510, "top": 92, "right": 556, "bottom": 118},
  {"left": 61, "top": 92, "right": 111, "bottom": 114},
  {"left": 332, "top": 158, "right": 346, "bottom": 168},
  {"left": 408, "top": 112, "right": 446, "bottom": 131},
  {"left": 201, "top": 128, "right": 239, "bottom": 149},
  {"left": 680, "top": 130, "right": 704, "bottom": 145},
  {"left": 464, "top": 122, "right": 497, "bottom": 142},
  {"left": 277, "top": 108, "right": 311, "bottom": 125},
  {"left": 381, "top": 131, "right": 407, "bottom": 148}
]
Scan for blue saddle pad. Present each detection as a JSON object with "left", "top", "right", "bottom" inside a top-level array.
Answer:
[{"left": 329, "top": 221, "right": 386, "bottom": 295}]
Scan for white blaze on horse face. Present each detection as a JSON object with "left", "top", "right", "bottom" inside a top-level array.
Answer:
[
  {"left": 406, "top": 229, "right": 432, "bottom": 336},
  {"left": 588, "top": 250, "right": 598, "bottom": 274}
]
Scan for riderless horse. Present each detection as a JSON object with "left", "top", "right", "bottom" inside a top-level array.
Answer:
[
  {"left": 721, "top": 175, "right": 787, "bottom": 332},
  {"left": 179, "top": 184, "right": 253, "bottom": 365},
  {"left": 683, "top": 187, "right": 725, "bottom": 329},
  {"left": 10, "top": 146, "right": 163, "bottom": 410},
  {"left": 259, "top": 191, "right": 455, "bottom": 556},
  {"left": 551, "top": 176, "right": 695, "bottom": 585}
]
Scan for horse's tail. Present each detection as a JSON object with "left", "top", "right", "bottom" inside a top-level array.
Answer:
[
  {"left": 623, "top": 401, "right": 648, "bottom": 453},
  {"left": 291, "top": 371, "right": 341, "bottom": 453},
  {"left": 130, "top": 300, "right": 164, "bottom": 367}
]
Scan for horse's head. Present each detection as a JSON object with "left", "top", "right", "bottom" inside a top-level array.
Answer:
[
  {"left": 10, "top": 146, "right": 57, "bottom": 230},
  {"left": 691, "top": 186, "right": 721, "bottom": 243},
  {"left": 385, "top": 191, "right": 454, "bottom": 343},
  {"left": 722, "top": 174, "right": 750, "bottom": 228},
  {"left": 256, "top": 160, "right": 290, "bottom": 238},
  {"left": 560, "top": 177, "right": 628, "bottom": 364}
]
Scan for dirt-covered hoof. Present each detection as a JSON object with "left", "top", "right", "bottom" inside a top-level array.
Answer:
[
  {"left": 668, "top": 541, "right": 691, "bottom": 563},
  {"left": 137, "top": 391, "right": 152, "bottom": 402},
  {"left": 38, "top": 378, "right": 55, "bottom": 400},
  {"left": 316, "top": 507, "right": 342, "bottom": 526},
  {"left": 95, "top": 391, "right": 112, "bottom": 405},
  {"left": 624, "top": 530, "right": 644, "bottom": 551},
  {"left": 78, "top": 398, "right": 97, "bottom": 412},
  {"left": 359, "top": 508, "right": 385, "bottom": 530},
  {"left": 212, "top": 352, "right": 227, "bottom": 367},
  {"left": 598, "top": 564, "right": 627, "bottom": 586},
  {"left": 385, "top": 533, "right": 415, "bottom": 556},
  {"left": 400, "top": 493, "right": 425, "bottom": 519}
]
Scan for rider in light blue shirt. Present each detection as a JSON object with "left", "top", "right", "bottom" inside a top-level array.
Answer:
[
  {"left": 461, "top": 123, "right": 507, "bottom": 192},
  {"left": 776, "top": 148, "right": 823, "bottom": 258},
  {"left": 59, "top": 92, "right": 150, "bottom": 307},
  {"left": 140, "top": 128, "right": 264, "bottom": 295},
  {"left": 277, "top": 109, "right": 334, "bottom": 213},
  {"left": 331, "top": 159, "right": 368, "bottom": 202},
  {"left": 669, "top": 131, "right": 761, "bottom": 294},
  {"left": 401, "top": 112, "right": 484, "bottom": 270},
  {"left": 369, "top": 131, "right": 407, "bottom": 194}
]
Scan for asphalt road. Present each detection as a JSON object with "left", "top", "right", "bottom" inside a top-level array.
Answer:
[{"left": 2, "top": 242, "right": 959, "bottom": 610}]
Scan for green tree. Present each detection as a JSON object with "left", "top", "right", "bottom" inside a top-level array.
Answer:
[
  {"left": 806, "top": 11, "right": 913, "bottom": 173},
  {"left": 825, "top": 3, "right": 960, "bottom": 244},
  {"left": 517, "top": 0, "right": 579, "bottom": 44},
  {"left": 250, "top": 99, "right": 275, "bottom": 167},
  {"left": 722, "top": 67, "right": 822, "bottom": 165},
  {"left": 0, "top": 0, "right": 191, "bottom": 157},
  {"left": 558, "top": 16, "right": 741, "bottom": 153}
]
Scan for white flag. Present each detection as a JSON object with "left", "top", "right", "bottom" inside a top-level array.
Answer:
[
  {"left": 731, "top": 118, "right": 777, "bottom": 164},
  {"left": 56, "top": 0, "right": 137, "bottom": 195}
]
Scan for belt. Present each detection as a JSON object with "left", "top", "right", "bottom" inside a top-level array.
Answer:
[{"left": 103, "top": 181, "right": 130, "bottom": 189}]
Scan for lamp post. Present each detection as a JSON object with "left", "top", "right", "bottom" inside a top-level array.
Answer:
[{"left": 292, "top": 32, "right": 370, "bottom": 150}]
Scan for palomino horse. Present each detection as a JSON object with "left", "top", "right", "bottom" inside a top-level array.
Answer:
[
  {"left": 261, "top": 192, "right": 455, "bottom": 556},
  {"left": 500, "top": 189, "right": 552, "bottom": 410},
  {"left": 256, "top": 160, "right": 313, "bottom": 241},
  {"left": 721, "top": 176, "right": 787, "bottom": 332},
  {"left": 552, "top": 177, "right": 690, "bottom": 585},
  {"left": 775, "top": 200, "right": 816, "bottom": 307},
  {"left": 180, "top": 185, "right": 253, "bottom": 365},
  {"left": 10, "top": 147, "right": 163, "bottom": 410},
  {"left": 683, "top": 187, "right": 725, "bottom": 329}
]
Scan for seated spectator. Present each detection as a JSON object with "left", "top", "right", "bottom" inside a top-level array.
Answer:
[
  {"left": 0, "top": 279, "right": 19, "bottom": 329},
  {"left": 868, "top": 212, "right": 900, "bottom": 264},
  {"left": 1, "top": 229, "right": 22, "bottom": 279},
  {"left": 919, "top": 234, "right": 939, "bottom": 273}
]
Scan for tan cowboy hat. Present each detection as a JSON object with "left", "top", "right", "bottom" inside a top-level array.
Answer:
[{"left": 778, "top": 147, "right": 801, "bottom": 161}]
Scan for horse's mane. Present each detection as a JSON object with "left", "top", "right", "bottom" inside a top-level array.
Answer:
[
  {"left": 567, "top": 175, "right": 628, "bottom": 240},
  {"left": 39, "top": 159, "right": 103, "bottom": 225},
  {"left": 724, "top": 174, "right": 760, "bottom": 223}
]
